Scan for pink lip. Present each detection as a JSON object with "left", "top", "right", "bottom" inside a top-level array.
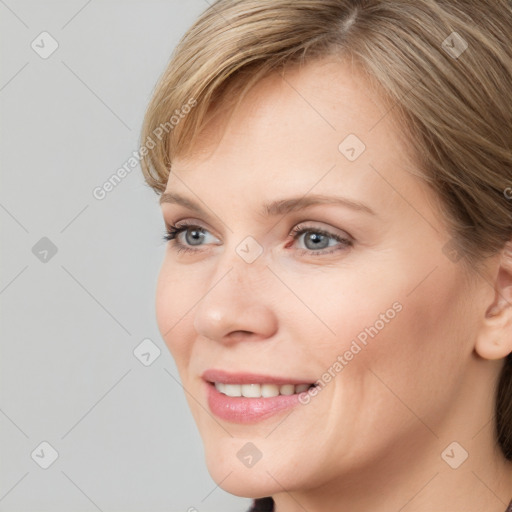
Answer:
[
  {"left": 204, "top": 381, "right": 306, "bottom": 424},
  {"left": 201, "top": 369, "right": 316, "bottom": 424},
  {"left": 201, "top": 368, "right": 314, "bottom": 386}
]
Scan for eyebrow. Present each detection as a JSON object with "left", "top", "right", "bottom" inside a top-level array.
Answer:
[{"left": 159, "top": 192, "right": 376, "bottom": 218}]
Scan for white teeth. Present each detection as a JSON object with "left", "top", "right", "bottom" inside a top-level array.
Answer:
[
  {"left": 214, "top": 382, "right": 312, "bottom": 398},
  {"left": 279, "top": 384, "right": 295, "bottom": 396},
  {"left": 241, "top": 384, "right": 261, "bottom": 397},
  {"left": 223, "top": 384, "right": 242, "bottom": 397},
  {"left": 261, "top": 384, "right": 280, "bottom": 397}
]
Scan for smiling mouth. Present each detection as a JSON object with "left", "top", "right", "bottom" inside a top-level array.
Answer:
[{"left": 208, "top": 381, "right": 317, "bottom": 398}]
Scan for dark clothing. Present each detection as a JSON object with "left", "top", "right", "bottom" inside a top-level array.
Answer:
[
  {"left": 248, "top": 496, "right": 512, "bottom": 511},
  {"left": 248, "top": 497, "right": 274, "bottom": 511}
]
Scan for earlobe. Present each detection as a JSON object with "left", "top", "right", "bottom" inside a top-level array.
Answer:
[
  {"left": 475, "top": 333, "right": 512, "bottom": 361},
  {"left": 474, "top": 241, "right": 512, "bottom": 361}
]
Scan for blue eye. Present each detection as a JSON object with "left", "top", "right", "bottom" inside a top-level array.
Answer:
[
  {"left": 162, "top": 222, "right": 212, "bottom": 254},
  {"left": 162, "top": 221, "right": 353, "bottom": 256},
  {"left": 289, "top": 223, "right": 353, "bottom": 255}
]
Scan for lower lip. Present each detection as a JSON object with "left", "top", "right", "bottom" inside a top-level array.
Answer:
[{"left": 205, "top": 381, "right": 305, "bottom": 424}]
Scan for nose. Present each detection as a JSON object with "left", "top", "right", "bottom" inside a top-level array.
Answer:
[{"left": 193, "top": 257, "right": 278, "bottom": 345}]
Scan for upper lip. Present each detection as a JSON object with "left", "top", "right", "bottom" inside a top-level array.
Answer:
[{"left": 202, "top": 369, "right": 315, "bottom": 386}]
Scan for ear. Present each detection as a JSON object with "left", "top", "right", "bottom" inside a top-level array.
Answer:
[{"left": 475, "top": 241, "right": 512, "bottom": 360}]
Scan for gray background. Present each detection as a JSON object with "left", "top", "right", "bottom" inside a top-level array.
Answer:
[{"left": 0, "top": 1, "right": 251, "bottom": 510}]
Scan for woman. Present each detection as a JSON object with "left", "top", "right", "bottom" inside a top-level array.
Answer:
[{"left": 140, "top": 1, "right": 512, "bottom": 510}]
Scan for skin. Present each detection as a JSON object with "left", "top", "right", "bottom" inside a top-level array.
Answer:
[{"left": 155, "top": 56, "right": 512, "bottom": 511}]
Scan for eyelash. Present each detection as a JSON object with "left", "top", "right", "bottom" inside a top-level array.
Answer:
[{"left": 162, "top": 221, "right": 353, "bottom": 256}]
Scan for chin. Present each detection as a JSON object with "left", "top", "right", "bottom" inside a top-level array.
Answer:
[
  {"left": 202, "top": 440, "right": 309, "bottom": 499},
  {"left": 207, "top": 466, "right": 281, "bottom": 499}
]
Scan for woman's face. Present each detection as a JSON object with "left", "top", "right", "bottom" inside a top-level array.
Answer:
[{"left": 156, "top": 57, "right": 492, "bottom": 498}]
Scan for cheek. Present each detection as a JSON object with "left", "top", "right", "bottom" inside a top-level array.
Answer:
[
  {"left": 284, "top": 263, "right": 403, "bottom": 361},
  {"left": 354, "top": 264, "right": 472, "bottom": 423},
  {"left": 297, "top": 265, "right": 472, "bottom": 469},
  {"left": 155, "top": 261, "right": 194, "bottom": 362},
  {"left": 309, "top": 255, "right": 470, "bottom": 400}
]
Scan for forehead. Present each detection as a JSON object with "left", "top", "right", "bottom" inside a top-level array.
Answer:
[{"left": 165, "top": 57, "right": 432, "bottom": 221}]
